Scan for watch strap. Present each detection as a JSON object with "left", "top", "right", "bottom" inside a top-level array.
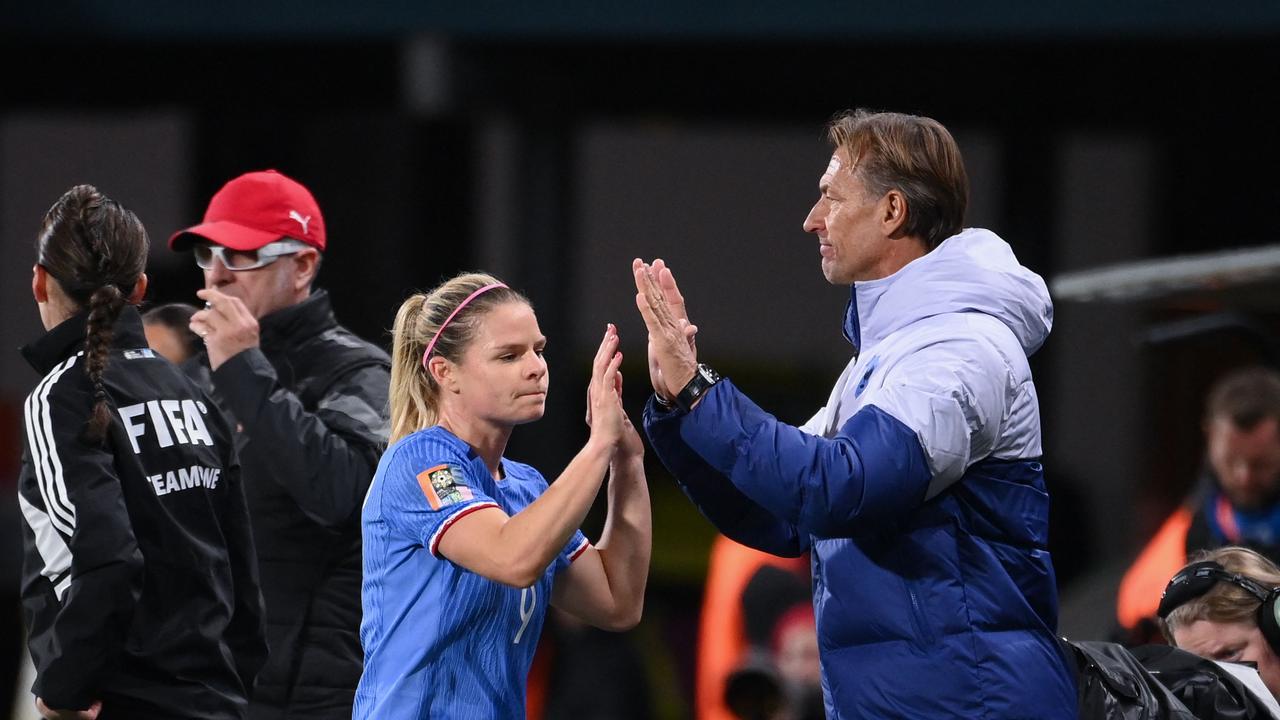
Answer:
[{"left": 675, "top": 363, "right": 721, "bottom": 412}]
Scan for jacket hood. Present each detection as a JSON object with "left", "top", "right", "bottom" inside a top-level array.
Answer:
[{"left": 843, "top": 228, "right": 1053, "bottom": 356}]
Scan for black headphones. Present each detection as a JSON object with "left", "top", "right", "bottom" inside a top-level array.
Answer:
[{"left": 1158, "top": 560, "right": 1280, "bottom": 654}]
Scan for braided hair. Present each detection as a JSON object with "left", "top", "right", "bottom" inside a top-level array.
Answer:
[{"left": 37, "top": 185, "right": 149, "bottom": 444}]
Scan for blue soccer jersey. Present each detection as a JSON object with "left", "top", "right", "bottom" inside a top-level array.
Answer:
[{"left": 355, "top": 426, "right": 589, "bottom": 720}]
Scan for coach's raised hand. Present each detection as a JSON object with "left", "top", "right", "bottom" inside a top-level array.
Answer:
[{"left": 632, "top": 258, "right": 699, "bottom": 403}]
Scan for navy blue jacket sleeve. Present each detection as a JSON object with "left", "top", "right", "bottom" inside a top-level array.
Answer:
[
  {"left": 644, "top": 396, "right": 808, "bottom": 557},
  {"left": 656, "top": 379, "right": 932, "bottom": 539}
]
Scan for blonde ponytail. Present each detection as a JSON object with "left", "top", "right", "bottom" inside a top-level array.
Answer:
[{"left": 388, "top": 293, "right": 434, "bottom": 444}]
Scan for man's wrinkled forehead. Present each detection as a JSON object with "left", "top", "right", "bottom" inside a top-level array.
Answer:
[
  {"left": 820, "top": 152, "right": 860, "bottom": 187},
  {"left": 820, "top": 154, "right": 842, "bottom": 184}
]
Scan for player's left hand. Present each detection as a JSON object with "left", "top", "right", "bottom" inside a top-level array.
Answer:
[
  {"left": 35, "top": 697, "right": 101, "bottom": 720},
  {"left": 191, "top": 288, "right": 261, "bottom": 371}
]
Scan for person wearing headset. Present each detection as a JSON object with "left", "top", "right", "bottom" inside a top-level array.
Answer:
[{"left": 1160, "top": 546, "right": 1280, "bottom": 701}]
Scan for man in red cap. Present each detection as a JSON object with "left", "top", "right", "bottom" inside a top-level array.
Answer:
[{"left": 170, "top": 170, "right": 391, "bottom": 720}]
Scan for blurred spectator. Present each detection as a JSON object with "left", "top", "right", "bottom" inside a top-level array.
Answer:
[
  {"left": 697, "top": 536, "right": 808, "bottom": 720},
  {"left": 1119, "top": 367, "right": 1280, "bottom": 640},
  {"left": 724, "top": 565, "right": 822, "bottom": 720},
  {"left": 141, "top": 303, "right": 201, "bottom": 365}
]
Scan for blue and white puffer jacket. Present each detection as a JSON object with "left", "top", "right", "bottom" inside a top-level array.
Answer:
[{"left": 644, "top": 228, "right": 1077, "bottom": 719}]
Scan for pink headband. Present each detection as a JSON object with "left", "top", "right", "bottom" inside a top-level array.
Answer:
[{"left": 422, "top": 283, "right": 508, "bottom": 369}]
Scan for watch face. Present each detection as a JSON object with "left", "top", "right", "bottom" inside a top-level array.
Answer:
[{"left": 698, "top": 364, "right": 720, "bottom": 383}]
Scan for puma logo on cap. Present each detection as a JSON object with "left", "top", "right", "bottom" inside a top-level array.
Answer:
[{"left": 289, "top": 210, "right": 311, "bottom": 236}]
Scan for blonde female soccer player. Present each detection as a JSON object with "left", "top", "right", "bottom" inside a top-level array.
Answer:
[{"left": 355, "top": 273, "right": 651, "bottom": 719}]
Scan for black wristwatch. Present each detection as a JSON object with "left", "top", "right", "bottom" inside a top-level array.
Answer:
[{"left": 675, "top": 363, "right": 722, "bottom": 412}]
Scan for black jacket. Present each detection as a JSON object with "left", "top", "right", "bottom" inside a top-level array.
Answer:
[
  {"left": 18, "top": 306, "right": 266, "bottom": 720},
  {"left": 183, "top": 290, "right": 390, "bottom": 719},
  {"left": 1061, "top": 638, "right": 1275, "bottom": 720}
]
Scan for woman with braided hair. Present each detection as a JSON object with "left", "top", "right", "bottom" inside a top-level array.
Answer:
[{"left": 18, "top": 185, "right": 266, "bottom": 720}]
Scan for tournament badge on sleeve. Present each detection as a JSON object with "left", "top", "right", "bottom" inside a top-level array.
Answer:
[{"left": 416, "top": 464, "right": 474, "bottom": 510}]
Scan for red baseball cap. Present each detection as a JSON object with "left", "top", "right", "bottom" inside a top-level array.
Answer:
[{"left": 169, "top": 169, "right": 326, "bottom": 252}]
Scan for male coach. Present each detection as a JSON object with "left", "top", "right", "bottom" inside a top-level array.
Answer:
[
  {"left": 633, "top": 110, "right": 1076, "bottom": 717},
  {"left": 171, "top": 170, "right": 390, "bottom": 719}
]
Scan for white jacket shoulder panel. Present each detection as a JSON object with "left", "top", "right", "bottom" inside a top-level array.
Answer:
[{"left": 807, "top": 228, "right": 1049, "bottom": 495}]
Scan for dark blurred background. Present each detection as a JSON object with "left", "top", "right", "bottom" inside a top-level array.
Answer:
[{"left": 4, "top": 2, "right": 1280, "bottom": 718}]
